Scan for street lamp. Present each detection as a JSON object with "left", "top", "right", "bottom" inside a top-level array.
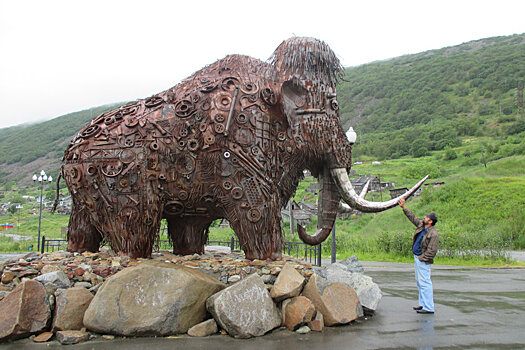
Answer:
[
  {"left": 346, "top": 127, "right": 357, "bottom": 145},
  {"left": 16, "top": 204, "right": 23, "bottom": 232},
  {"left": 33, "top": 170, "right": 53, "bottom": 252},
  {"left": 331, "top": 127, "right": 359, "bottom": 263}
]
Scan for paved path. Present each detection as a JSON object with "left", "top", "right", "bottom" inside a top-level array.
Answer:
[
  {"left": 0, "top": 252, "right": 25, "bottom": 263},
  {"left": 7, "top": 260, "right": 525, "bottom": 349},
  {"left": 510, "top": 250, "right": 525, "bottom": 262},
  {"left": 322, "top": 249, "right": 525, "bottom": 265}
]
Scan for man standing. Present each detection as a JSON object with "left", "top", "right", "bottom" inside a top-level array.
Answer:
[{"left": 398, "top": 198, "right": 439, "bottom": 314}]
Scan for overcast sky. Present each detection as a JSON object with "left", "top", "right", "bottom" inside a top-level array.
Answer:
[{"left": 1, "top": 0, "right": 524, "bottom": 129}]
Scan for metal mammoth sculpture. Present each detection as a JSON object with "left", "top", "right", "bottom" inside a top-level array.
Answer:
[{"left": 60, "top": 37, "right": 427, "bottom": 260}]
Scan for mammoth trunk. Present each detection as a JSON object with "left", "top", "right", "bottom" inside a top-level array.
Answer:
[{"left": 297, "top": 167, "right": 340, "bottom": 245}]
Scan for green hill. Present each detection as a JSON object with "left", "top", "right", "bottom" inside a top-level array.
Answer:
[
  {"left": 0, "top": 103, "right": 125, "bottom": 186},
  {"left": 339, "top": 33, "right": 525, "bottom": 160}
]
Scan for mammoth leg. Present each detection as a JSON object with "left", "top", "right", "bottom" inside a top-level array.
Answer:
[
  {"left": 167, "top": 217, "right": 213, "bottom": 256},
  {"left": 120, "top": 207, "right": 162, "bottom": 259},
  {"left": 67, "top": 203, "right": 103, "bottom": 253},
  {"left": 227, "top": 199, "right": 284, "bottom": 260},
  {"left": 90, "top": 198, "right": 162, "bottom": 259}
]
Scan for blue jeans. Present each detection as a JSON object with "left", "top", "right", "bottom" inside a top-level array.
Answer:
[{"left": 414, "top": 255, "right": 434, "bottom": 312}]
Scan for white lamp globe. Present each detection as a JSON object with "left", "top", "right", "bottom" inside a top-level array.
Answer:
[{"left": 346, "top": 127, "right": 357, "bottom": 144}]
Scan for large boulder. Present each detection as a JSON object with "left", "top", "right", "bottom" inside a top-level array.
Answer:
[
  {"left": 282, "top": 296, "right": 316, "bottom": 331},
  {"left": 83, "top": 261, "right": 224, "bottom": 336},
  {"left": 301, "top": 274, "right": 361, "bottom": 326},
  {"left": 317, "top": 263, "right": 382, "bottom": 312},
  {"left": 270, "top": 263, "right": 305, "bottom": 302},
  {"left": 206, "top": 273, "right": 281, "bottom": 338},
  {"left": 53, "top": 287, "right": 94, "bottom": 331},
  {"left": 0, "top": 280, "right": 51, "bottom": 341}
]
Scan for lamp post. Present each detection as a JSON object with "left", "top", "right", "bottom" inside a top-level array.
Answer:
[
  {"left": 33, "top": 170, "right": 53, "bottom": 252},
  {"left": 330, "top": 127, "right": 358, "bottom": 263},
  {"left": 346, "top": 127, "right": 357, "bottom": 145},
  {"left": 16, "top": 204, "right": 23, "bottom": 232}
]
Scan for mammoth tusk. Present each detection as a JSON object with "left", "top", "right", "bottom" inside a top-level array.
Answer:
[
  {"left": 359, "top": 179, "right": 371, "bottom": 199},
  {"left": 330, "top": 168, "right": 429, "bottom": 213}
]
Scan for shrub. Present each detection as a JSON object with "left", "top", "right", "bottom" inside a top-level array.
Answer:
[
  {"left": 375, "top": 231, "right": 413, "bottom": 256},
  {"left": 412, "top": 146, "right": 429, "bottom": 158},
  {"left": 443, "top": 147, "right": 458, "bottom": 160},
  {"left": 497, "top": 115, "right": 516, "bottom": 123},
  {"left": 478, "top": 103, "right": 495, "bottom": 116},
  {"left": 461, "top": 157, "right": 480, "bottom": 166},
  {"left": 506, "top": 120, "right": 525, "bottom": 135}
]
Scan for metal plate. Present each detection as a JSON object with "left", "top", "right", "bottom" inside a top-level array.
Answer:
[{"left": 247, "top": 208, "right": 261, "bottom": 222}]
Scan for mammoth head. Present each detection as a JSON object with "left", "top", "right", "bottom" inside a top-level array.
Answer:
[
  {"left": 270, "top": 37, "right": 350, "bottom": 170},
  {"left": 269, "top": 37, "right": 428, "bottom": 246}
]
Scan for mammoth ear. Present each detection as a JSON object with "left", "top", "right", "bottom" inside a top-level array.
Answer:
[{"left": 281, "top": 79, "right": 308, "bottom": 127}]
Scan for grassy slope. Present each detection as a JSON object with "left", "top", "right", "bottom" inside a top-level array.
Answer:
[{"left": 316, "top": 155, "right": 525, "bottom": 265}]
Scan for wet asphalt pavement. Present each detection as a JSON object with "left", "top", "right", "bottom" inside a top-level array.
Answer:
[{"left": 4, "top": 260, "right": 525, "bottom": 350}]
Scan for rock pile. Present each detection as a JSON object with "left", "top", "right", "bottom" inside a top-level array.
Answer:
[{"left": 0, "top": 250, "right": 382, "bottom": 344}]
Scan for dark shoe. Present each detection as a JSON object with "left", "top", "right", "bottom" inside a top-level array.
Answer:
[
  {"left": 416, "top": 309, "right": 434, "bottom": 314},
  {"left": 413, "top": 306, "right": 423, "bottom": 311}
]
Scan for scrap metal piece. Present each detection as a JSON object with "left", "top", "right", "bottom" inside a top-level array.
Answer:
[
  {"left": 80, "top": 125, "right": 101, "bottom": 139},
  {"left": 145, "top": 96, "right": 164, "bottom": 108},
  {"left": 247, "top": 208, "right": 261, "bottom": 222},
  {"left": 224, "top": 86, "right": 239, "bottom": 136},
  {"left": 175, "top": 100, "right": 195, "bottom": 118}
]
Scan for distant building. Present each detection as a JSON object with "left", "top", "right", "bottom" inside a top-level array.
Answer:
[
  {"left": 305, "top": 182, "right": 320, "bottom": 194},
  {"left": 55, "top": 195, "right": 72, "bottom": 214},
  {"left": 282, "top": 200, "right": 313, "bottom": 226},
  {"left": 389, "top": 187, "right": 422, "bottom": 199}
]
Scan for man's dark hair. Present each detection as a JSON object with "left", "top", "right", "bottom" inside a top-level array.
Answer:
[{"left": 426, "top": 213, "right": 438, "bottom": 226}]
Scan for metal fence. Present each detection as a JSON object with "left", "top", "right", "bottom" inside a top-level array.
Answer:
[
  {"left": 41, "top": 235, "right": 321, "bottom": 265},
  {"left": 40, "top": 237, "right": 68, "bottom": 253}
]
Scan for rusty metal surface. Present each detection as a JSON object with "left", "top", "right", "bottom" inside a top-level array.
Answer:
[{"left": 62, "top": 37, "right": 352, "bottom": 260}]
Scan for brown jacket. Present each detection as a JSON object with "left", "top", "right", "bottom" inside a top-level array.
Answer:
[{"left": 403, "top": 208, "right": 439, "bottom": 264}]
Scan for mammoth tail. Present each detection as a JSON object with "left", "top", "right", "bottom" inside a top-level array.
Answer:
[{"left": 51, "top": 170, "right": 63, "bottom": 214}]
